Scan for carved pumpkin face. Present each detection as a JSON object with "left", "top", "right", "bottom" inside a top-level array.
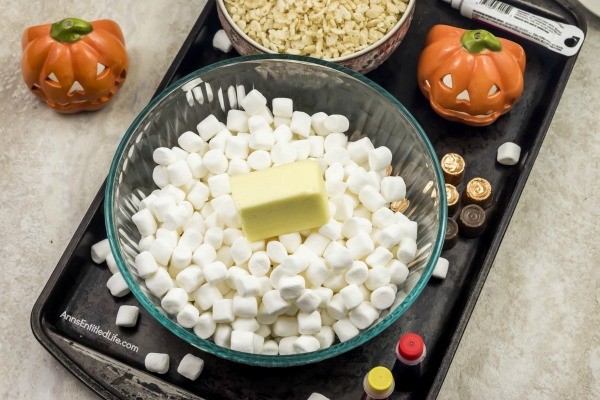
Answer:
[
  {"left": 417, "top": 25, "right": 526, "bottom": 127},
  {"left": 21, "top": 18, "right": 128, "bottom": 113}
]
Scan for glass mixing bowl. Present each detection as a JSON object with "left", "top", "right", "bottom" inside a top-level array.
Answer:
[{"left": 105, "top": 55, "right": 447, "bottom": 367}]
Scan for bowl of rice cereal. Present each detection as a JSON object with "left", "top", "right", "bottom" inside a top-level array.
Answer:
[{"left": 217, "top": 0, "right": 416, "bottom": 73}]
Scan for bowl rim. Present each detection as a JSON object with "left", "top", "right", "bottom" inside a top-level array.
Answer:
[
  {"left": 105, "top": 54, "right": 447, "bottom": 367},
  {"left": 216, "top": 0, "right": 416, "bottom": 63}
]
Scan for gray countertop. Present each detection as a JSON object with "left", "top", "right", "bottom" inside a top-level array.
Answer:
[{"left": 0, "top": 0, "right": 598, "bottom": 398}]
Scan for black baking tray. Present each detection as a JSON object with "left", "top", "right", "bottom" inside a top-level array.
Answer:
[{"left": 31, "top": 0, "right": 587, "bottom": 399}]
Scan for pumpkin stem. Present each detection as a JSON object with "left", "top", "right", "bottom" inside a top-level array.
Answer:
[
  {"left": 50, "top": 18, "right": 93, "bottom": 43},
  {"left": 461, "top": 29, "right": 502, "bottom": 53}
]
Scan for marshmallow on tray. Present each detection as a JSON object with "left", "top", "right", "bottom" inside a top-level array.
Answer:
[
  {"left": 177, "top": 354, "right": 204, "bottom": 381},
  {"left": 497, "top": 142, "right": 521, "bottom": 165},
  {"left": 145, "top": 353, "right": 170, "bottom": 374},
  {"left": 107, "top": 272, "right": 130, "bottom": 297},
  {"left": 115, "top": 305, "right": 139, "bottom": 327},
  {"left": 91, "top": 239, "right": 111, "bottom": 264},
  {"left": 212, "top": 30, "right": 233, "bottom": 53}
]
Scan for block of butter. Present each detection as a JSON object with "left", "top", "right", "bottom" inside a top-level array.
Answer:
[{"left": 230, "top": 160, "right": 330, "bottom": 241}]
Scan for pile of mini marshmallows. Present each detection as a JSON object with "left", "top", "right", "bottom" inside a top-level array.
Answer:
[{"left": 128, "top": 88, "right": 417, "bottom": 355}]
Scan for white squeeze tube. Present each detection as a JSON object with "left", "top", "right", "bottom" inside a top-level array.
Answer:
[{"left": 442, "top": 0, "right": 585, "bottom": 56}]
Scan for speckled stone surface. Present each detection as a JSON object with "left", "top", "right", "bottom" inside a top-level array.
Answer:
[{"left": 0, "top": 1, "right": 598, "bottom": 399}]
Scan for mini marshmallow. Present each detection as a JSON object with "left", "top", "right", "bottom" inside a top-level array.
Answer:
[
  {"left": 497, "top": 142, "right": 521, "bottom": 166},
  {"left": 194, "top": 283, "right": 223, "bottom": 310},
  {"left": 272, "top": 98, "right": 293, "bottom": 118},
  {"left": 203, "top": 261, "right": 228, "bottom": 284},
  {"left": 309, "top": 112, "right": 328, "bottom": 136},
  {"left": 349, "top": 301, "right": 380, "bottom": 329},
  {"left": 211, "top": 194, "right": 236, "bottom": 220},
  {"left": 320, "top": 309, "right": 337, "bottom": 326},
  {"left": 273, "top": 124, "right": 293, "bottom": 143},
  {"left": 227, "top": 266, "right": 249, "bottom": 289},
  {"left": 203, "top": 149, "right": 228, "bottom": 174},
  {"left": 250, "top": 240, "right": 265, "bottom": 252},
  {"left": 323, "top": 240, "right": 346, "bottom": 258},
  {"left": 145, "top": 353, "right": 169, "bottom": 374},
  {"left": 261, "top": 340, "right": 279, "bottom": 355},
  {"left": 194, "top": 312, "right": 216, "bottom": 339},
  {"left": 258, "top": 276, "right": 271, "bottom": 296},
  {"left": 178, "top": 131, "right": 204, "bottom": 153},
  {"left": 324, "top": 147, "right": 350, "bottom": 166},
  {"left": 307, "top": 136, "right": 325, "bottom": 158},
  {"left": 279, "top": 336, "right": 299, "bottom": 355},
  {"left": 387, "top": 259, "right": 409, "bottom": 285},
  {"left": 331, "top": 195, "right": 354, "bottom": 221},
  {"left": 226, "top": 109, "right": 249, "bottom": 132},
  {"left": 91, "top": 239, "right": 111, "bottom": 264},
  {"left": 184, "top": 212, "right": 205, "bottom": 233},
  {"left": 273, "top": 116, "right": 291, "bottom": 128},
  {"left": 249, "top": 132, "right": 275, "bottom": 154},
  {"left": 365, "top": 265, "right": 392, "bottom": 291},
  {"left": 197, "top": 115, "right": 221, "bottom": 141},
  {"left": 347, "top": 137, "right": 374, "bottom": 164},
  {"left": 115, "top": 305, "right": 139, "bottom": 327},
  {"left": 231, "top": 237, "right": 252, "bottom": 265},
  {"left": 326, "top": 180, "right": 347, "bottom": 196},
  {"left": 187, "top": 182, "right": 210, "bottom": 210},
  {"left": 332, "top": 319, "right": 360, "bottom": 342},
  {"left": 325, "top": 162, "right": 344, "bottom": 182},
  {"left": 296, "top": 289, "right": 321, "bottom": 313},
  {"left": 176, "top": 265, "right": 204, "bottom": 293},
  {"left": 106, "top": 254, "right": 118, "bottom": 274},
  {"left": 253, "top": 333, "right": 265, "bottom": 353},
  {"left": 212, "top": 29, "right": 232, "bottom": 52},
  {"left": 255, "top": 324, "right": 271, "bottom": 338},
  {"left": 247, "top": 150, "right": 272, "bottom": 170},
  {"left": 345, "top": 232, "right": 375, "bottom": 262},
  {"left": 145, "top": 268, "right": 173, "bottom": 297},
  {"left": 161, "top": 288, "right": 189, "bottom": 315},
  {"left": 230, "top": 330, "right": 255, "bottom": 353},
  {"left": 325, "top": 247, "right": 353, "bottom": 272},
  {"left": 359, "top": 186, "right": 387, "bottom": 212},
  {"left": 313, "top": 288, "right": 333, "bottom": 309},
  {"left": 432, "top": 257, "right": 449, "bottom": 279},
  {"left": 345, "top": 261, "right": 369, "bottom": 285},
  {"left": 396, "top": 238, "right": 417, "bottom": 264},
  {"left": 149, "top": 239, "right": 173, "bottom": 266},
  {"left": 371, "top": 285, "right": 396, "bottom": 310},
  {"left": 136, "top": 237, "right": 155, "bottom": 259},
  {"left": 302, "top": 233, "right": 330, "bottom": 257},
  {"left": 132, "top": 208, "right": 157, "bottom": 237},
  {"left": 314, "top": 326, "right": 335, "bottom": 351},
  {"left": 294, "top": 140, "right": 311, "bottom": 160},
  {"left": 257, "top": 303, "right": 279, "bottom": 325},
  {"left": 213, "top": 324, "right": 232, "bottom": 347},
  {"left": 279, "top": 232, "right": 302, "bottom": 253},
  {"left": 107, "top": 272, "right": 130, "bottom": 297},
  {"left": 342, "top": 217, "right": 373, "bottom": 238},
  {"left": 177, "top": 354, "right": 204, "bottom": 381},
  {"left": 204, "top": 227, "right": 224, "bottom": 249},
  {"left": 306, "top": 259, "right": 330, "bottom": 288},
  {"left": 179, "top": 229, "right": 203, "bottom": 252},
  {"left": 273, "top": 316, "right": 299, "bottom": 337},
  {"left": 248, "top": 251, "right": 270, "bottom": 277},
  {"left": 377, "top": 224, "right": 403, "bottom": 249},
  {"left": 294, "top": 335, "right": 321, "bottom": 353},
  {"left": 235, "top": 274, "right": 261, "bottom": 297},
  {"left": 327, "top": 294, "right": 348, "bottom": 320},
  {"left": 171, "top": 246, "right": 192, "bottom": 269},
  {"left": 153, "top": 147, "right": 178, "bottom": 165},
  {"left": 164, "top": 203, "right": 193, "bottom": 230},
  {"left": 227, "top": 158, "right": 251, "bottom": 176},
  {"left": 271, "top": 142, "right": 297, "bottom": 164},
  {"left": 318, "top": 218, "right": 343, "bottom": 241},
  {"left": 380, "top": 176, "right": 406, "bottom": 203},
  {"left": 368, "top": 146, "right": 393, "bottom": 172},
  {"left": 233, "top": 296, "right": 258, "bottom": 318},
  {"left": 290, "top": 111, "right": 311, "bottom": 137},
  {"left": 346, "top": 168, "right": 369, "bottom": 195},
  {"left": 160, "top": 184, "right": 186, "bottom": 203},
  {"left": 371, "top": 208, "right": 397, "bottom": 229},
  {"left": 212, "top": 299, "right": 235, "bottom": 323},
  {"left": 338, "top": 283, "right": 364, "bottom": 310},
  {"left": 224, "top": 136, "right": 249, "bottom": 160},
  {"left": 209, "top": 128, "right": 232, "bottom": 151},
  {"left": 262, "top": 290, "right": 291, "bottom": 315},
  {"left": 266, "top": 240, "right": 288, "bottom": 264},
  {"left": 279, "top": 275, "right": 306, "bottom": 300},
  {"left": 192, "top": 243, "right": 217, "bottom": 267},
  {"left": 323, "top": 114, "right": 349, "bottom": 133},
  {"left": 324, "top": 133, "right": 348, "bottom": 152},
  {"left": 240, "top": 89, "right": 267, "bottom": 115},
  {"left": 231, "top": 317, "right": 260, "bottom": 332}
]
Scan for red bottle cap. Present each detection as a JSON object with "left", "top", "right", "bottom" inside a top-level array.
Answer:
[{"left": 397, "top": 333, "right": 425, "bottom": 361}]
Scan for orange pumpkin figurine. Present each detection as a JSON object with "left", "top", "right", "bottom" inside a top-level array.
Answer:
[
  {"left": 417, "top": 25, "right": 526, "bottom": 127},
  {"left": 22, "top": 18, "right": 128, "bottom": 113}
]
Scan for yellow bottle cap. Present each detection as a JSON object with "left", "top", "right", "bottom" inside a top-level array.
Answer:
[{"left": 366, "top": 366, "right": 394, "bottom": 398}]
